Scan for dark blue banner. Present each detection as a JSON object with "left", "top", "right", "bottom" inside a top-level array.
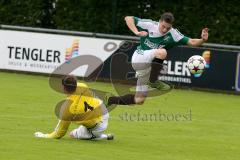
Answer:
[{"left": 99, "top": 41, "right": 239, "bottom": 92}]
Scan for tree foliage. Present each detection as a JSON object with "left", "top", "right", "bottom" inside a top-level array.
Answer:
[{"left": 0, "top": 0, "right": 239, "bottom": 45}]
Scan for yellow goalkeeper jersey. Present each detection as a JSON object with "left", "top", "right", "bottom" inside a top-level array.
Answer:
[{"left": 47, "top": 82, "right": 103, "bottom": 139}]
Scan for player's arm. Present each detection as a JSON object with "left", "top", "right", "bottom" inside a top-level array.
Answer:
[
  {"left": 187, "top": 28, "right": 209, "bottom": 46},
  {"left": 49, "top": 120, "right": 71, "bottom": 139},
  {"left": 124, "top": 16, "right": 148, "bottom": 37},
  {"left": 35, "top": 119, "right": 71, "bottom": 139},
  {"left": 35, "top": 120, "right": 71, "bottom": 139},
  {"left": 34, "top": 100, "right": 72, "bottom": 139}
]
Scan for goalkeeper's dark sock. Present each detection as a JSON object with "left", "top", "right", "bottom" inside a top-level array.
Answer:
[
  {"left": 149, "top": 58, "right": 164, "bottom": 83},
  {"left": 108, "top": 94, "right": 135, "bottom": 105}
]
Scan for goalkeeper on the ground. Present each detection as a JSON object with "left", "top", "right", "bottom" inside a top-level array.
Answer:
[{"left": 34, "top": 75, "right": 113, "bottom": 140}]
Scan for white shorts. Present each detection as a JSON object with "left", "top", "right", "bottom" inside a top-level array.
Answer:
[
  {"left": 88, "top": 113, "right": 109, "bottom": 138},
  {"left": 70, "top": 103, "right": 109, "bottom": 139},
  {"left": 131, "top": 49, "right": 157, "bottom": 66},
  {"left": 131, "top": 49, "right": 157, "bottom": 93}
]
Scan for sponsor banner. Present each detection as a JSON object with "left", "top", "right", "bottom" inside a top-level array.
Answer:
[
  {"left": 164, "top": 47, "right": 238, "bottom": 91},
  {"left": 1, "top": 30, "right": 239, "bottom": 92},
  {"left": 0, "top": 30, "right": 122, "bottom": 76},
  {"left": 100, "top": 41, "right": 239, "bottom": 92}
]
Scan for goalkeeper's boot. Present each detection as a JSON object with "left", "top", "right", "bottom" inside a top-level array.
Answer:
[{"left": 107, "top": 134, "right": 114, "bottom": 140}]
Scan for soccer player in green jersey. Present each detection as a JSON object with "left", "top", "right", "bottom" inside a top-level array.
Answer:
[{"left": 107, "top": 12, "right": 209, "bottom": 106}]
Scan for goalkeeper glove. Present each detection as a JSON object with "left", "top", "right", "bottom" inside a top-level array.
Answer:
[{"left": 34, "top": 132, "right": 48, "bottom": 138}]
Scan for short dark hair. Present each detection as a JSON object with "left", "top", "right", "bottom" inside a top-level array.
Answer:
[
  {"left": 62, "top": 75, "right": 77, "bottom": 93},
  {"left": 160, "top": 12, "right": 174, "bottom": 24}
]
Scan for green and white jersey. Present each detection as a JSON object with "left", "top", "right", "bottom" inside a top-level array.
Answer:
[{"left": 133, "top": 17, "right": 189, "bottom": 50}]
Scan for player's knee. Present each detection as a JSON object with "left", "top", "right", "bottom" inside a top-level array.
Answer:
[
  {"left": 69, "top": 126, "right": 92, "bottom": 139},
  {"left": 155, "top": 48, "right": 167, "bottom": 59}
]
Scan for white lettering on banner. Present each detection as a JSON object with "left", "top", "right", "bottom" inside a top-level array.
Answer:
[
  {"left": 159, "top": 76, "right": 192, "bottom": 84},
  {"left": 160, "top": 60, "right": 192, "bottom": 84},
  {"left": 167, "top": 61, "right": 174, "bottom": 75},
  {"left": 165, "top": 60, "right": 191, "bottom": 77},
  {"left": 175, "top": 61, "right": 182, "bottom": 76},
  {"left": 182, "top": 62, "right": 191, "bottom": 77}
]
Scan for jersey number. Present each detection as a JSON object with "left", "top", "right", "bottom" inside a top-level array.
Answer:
[{"left": 84, "top": 101, "right": 94, "bottom": 112}]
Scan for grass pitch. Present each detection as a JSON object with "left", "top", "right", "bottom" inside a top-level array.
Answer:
[{"left": 0, "top": 72, "right": 239, "bottom": 160}]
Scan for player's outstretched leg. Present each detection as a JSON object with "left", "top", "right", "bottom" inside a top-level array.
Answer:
[
  {"left": 148, "top": 49, "right": 171, "bottom": 90},
  {"left": 70, "top": 113, "right": 113, "bottom": 140},
  {"left": 69, "top": 125, "right": 92, "bottom": 140},
  {"left": 107, "top": 94, "right": 136, "bottom": 106},
  {"left": 106, "top": 63, "right": 149, "bottom": 106},
  {"left": 149, "top": 58, "right": 164, "bottom": 83},
  {"left": 70, "top": 126, "right": 114, "bottom": 140},
  {"left": 90, "top": 113, "right": 114, "bottom": 140},
  {"left": 149, "top": 48, "right": 167, "bottom": 83}
]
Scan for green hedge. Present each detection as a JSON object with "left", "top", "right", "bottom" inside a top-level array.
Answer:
[{"left": 0, "top": 0, "right": 239, "bottom": 45}]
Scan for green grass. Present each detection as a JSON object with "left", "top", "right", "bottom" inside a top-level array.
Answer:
[{"left": 0, "top": 71, "right": 240, "bottom": 160}]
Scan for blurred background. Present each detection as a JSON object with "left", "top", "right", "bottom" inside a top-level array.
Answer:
[{"left": 0, "top": 0, "right": 239, "bottom": 45}]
